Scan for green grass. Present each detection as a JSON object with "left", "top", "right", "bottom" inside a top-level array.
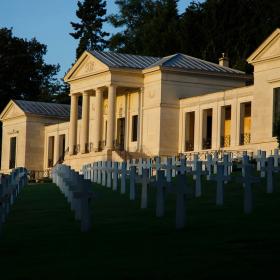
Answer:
[{"left": 1, "top": 172, "right": 280, "bottom": 280}]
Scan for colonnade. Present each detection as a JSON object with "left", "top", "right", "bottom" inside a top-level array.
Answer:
[
  {"left": 69, "top": 85, "right": 117, "bottom": 155},
  {"left": 183, "top": 100, "right": 252, "bottom": 152}
]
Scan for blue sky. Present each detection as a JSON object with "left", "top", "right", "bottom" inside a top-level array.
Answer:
[{"left": 0, "top": 0, "right": 193, "bottom": 79}]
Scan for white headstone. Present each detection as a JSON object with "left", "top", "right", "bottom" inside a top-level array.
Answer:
[
  {"left": 121, "top": 162, "right": 127, "bottom": 194},
  {"left": 112, "top": 162, "right": 118, "bottom": 191},
  {"left": 192, "top": 161, "right": 206, "bottom": 197},
  {"left": 210, "top": 164, "right": 230, "bottom": 206},
  {"left": 129, "top": 166, "right": 136, "bottom": 200},
  {"left": 236, "top": 165, "right": 260, "bottom": 214},
  {"left": 106, "top": 161, "right": 112, "bottom": 188},
  {"left": 273, "top": 149, "right": 279, "bottom": 168}
]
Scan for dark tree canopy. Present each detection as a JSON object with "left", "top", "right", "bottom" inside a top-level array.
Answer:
[
  {"left": 70, "top": 0, "right": 109, "bottom": 59},
  {"left": 108, "top": 0, "right": 280, "bottom": 72},
  {"left": 0, "top": 28, "right": 60, "bottom": 112},
  {"left": 182, "top": 0, "right": 280, "bottom": 72},
  {"left": 109, "top": 0, "right": 180, "bottom": 56}
]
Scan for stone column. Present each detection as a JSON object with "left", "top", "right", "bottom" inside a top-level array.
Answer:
[
  {"left": 93, "top": 88, "right": 103, "bottom": 151},
  {"left": 69, "top": 94, "right": 79, "bottom": 155},
  {"left": 80, "top": 91, "right": 90, "bottom": 153},
  {"left": 106, "top": 85, "right": 117, "bottom": 150},
  {"left": 212, "top": 105, "right": 218, "bottom": 150},
  {"left": 137, "top": 88, "right": 143, "bottom": 152},
  {"left": 124, "top": 93, "right": 129, "bottom": 151},
  {"left": 193, "top": 109, "right": 200, "bottom": 151},
  {"left": 197, "top": 109, "right": 203, "bottom": 151},
  {"left": 217, "top": 106, "right": 223, "bottom": 148},
  {"left": 230, "top": 99, "right": 238, "bottom": 147}
]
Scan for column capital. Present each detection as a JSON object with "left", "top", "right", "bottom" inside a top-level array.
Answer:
[
  {"left": 95, "top": 86, "right": 104, "bottom": 92},
  {"left": 69, "top": 91, "right": 82, "bottom": 97},
  {"left": 82, "top": 90, "right": 93, "bottom": 96},
  {"left": 107, "top": 84, "right": 118, "bottom": 89}
]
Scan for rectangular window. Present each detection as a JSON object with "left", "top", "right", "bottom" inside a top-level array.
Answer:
[
  {"left": 240, "top": 102, "right": 251, "bottom": 145},
  {"left": 220, "top": 106, "right": 231, "bottom": 148},
  {"left": 273, "top": 88, "right": 280, "bottom": 136},
  {"left": 131, "top": 115, "right": 138, "bottom": 142}
]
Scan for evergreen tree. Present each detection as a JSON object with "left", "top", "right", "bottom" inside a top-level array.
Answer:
[
  {"left": 109, "top": 0, "right": 280, "bottom": 72},
  {"left": 70, "top": 0, "right": 109, "bottom": 59},
  {"left": 0, "top": 28, "right": 63, "bottom": 165},
  {"left": 108, "top": 0, "right": 154, "bottom": 54},
  {"left": 109, "top": 0, "right": 180, "bottom": 56},
  {"left": 141, "top": 0, "right": 181, "bottom": 56},
  {"left": 180, "top": 0, "right": 280, "bottom": 72},
  {"left": 179, "top": 2, "right": 207, "bottom": 59}
]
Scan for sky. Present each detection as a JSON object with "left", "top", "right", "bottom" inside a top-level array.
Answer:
[{"left": 0, "top": 0, "right": 193, "bottom": 80}]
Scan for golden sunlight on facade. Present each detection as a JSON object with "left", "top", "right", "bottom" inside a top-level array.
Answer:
[{"left": 1, "top": 29, "right": 280, "bottom": 173}]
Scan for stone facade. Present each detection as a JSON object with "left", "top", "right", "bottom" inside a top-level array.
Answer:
[{"left": 1, "top": 29, "right": 280, "bottom": 172}]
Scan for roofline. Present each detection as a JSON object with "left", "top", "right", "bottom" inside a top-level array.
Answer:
[
  {"left": 66, "top": 66, "right": 145, "bottom": 83},
  {"left": 247, "top": 28, "right": 280, "bottom": 64},
  {"left": 143, "top": 65, "right": 251, "bottom": 80},
  {"left": 24, "top": 112, "right": 71, "bottom": 120},
  {"left": 64, "top": 51, "right": 88, "bottom": 81},
  {"left": 179, "top": 84, "right": 254, "bottom": 102},
  {"left": 66, "top": 50, "right": 247, "bottom": 82},
  {"left": 0, "top": 100, "right": 20, "bottom": 121},
  {"left": 64, "top": 51, "right": 110, "bottom": 82},
  {"left": 65, "top": 68, "right": 111, "bottom": 83}
]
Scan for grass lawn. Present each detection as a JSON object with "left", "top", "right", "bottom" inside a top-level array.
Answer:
[{"left": 1, "top": 172, "right": 280, "bottom": 279}]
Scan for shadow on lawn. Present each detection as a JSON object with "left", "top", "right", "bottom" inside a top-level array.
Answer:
[{"left": 0, "top": 172, "right": 280, "bottom": 279}]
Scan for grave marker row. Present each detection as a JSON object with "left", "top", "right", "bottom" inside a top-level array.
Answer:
[
  {"left": 77, "top": 150, "right": 280, "bottom": 229},
  {"left": 0, "top": 168, "right": 28, "bottom": 233},
  {"left": 52, "top": 164, "right": 94, "bottom": 232}
]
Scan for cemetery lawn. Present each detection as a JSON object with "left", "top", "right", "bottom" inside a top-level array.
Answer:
[{"left": 1, "top": 175, "right": 280, "bottom": 280}]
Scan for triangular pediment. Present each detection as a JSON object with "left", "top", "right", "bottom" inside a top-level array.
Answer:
[
  {"left": 0, "top": 100, "right": 25, "bottom": 121},
  {"left": 247, "top": 28, "right": 280, "bottom": 64},
  {"left": 64, "top": 51, "right": 109, "bottom": 82}
]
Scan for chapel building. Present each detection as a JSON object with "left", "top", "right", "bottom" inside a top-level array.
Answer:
[{"left": 1, "top": 29, "right": 280, "bottom": 173}]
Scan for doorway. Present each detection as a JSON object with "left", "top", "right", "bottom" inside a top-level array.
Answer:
[
  {"left": 185, "top": 112, "right": 195, "bottom": 151},
  {"left": 202, "top": 109, "right": 213, "bottom": 149},
  {"left": 9, "top": 137, "right": 17, "bottom": 169},
  {"left": 117, "top": 118, "right": 125, "bottom": 150},
  {"left": 48, "top": 136, "right": 55, "bottom": 167},
  {"left": 59, "top": 134, "right": 65, "bottom": 162}
]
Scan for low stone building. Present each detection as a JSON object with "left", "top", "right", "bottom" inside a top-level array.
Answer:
[
  {"left": 0, "top": 100, "right": 81, "bottom": 174},
  {"left": 1, "top": 29, "right": 280, "bottom": 172}
]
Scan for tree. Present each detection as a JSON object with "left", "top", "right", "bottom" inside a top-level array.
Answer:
[
  {"left": 179, "top": 0, "right": 280, "bottom": 72},
  {"left": 109, "top": 0, "right": 280, "bottom": 72},
  {"left": 70, "top": 0, "right": 109, "bottom": 59},
  {"left": 53, "top": 82, "right": 71, "bottom": 104},
  {"left": 179, "top": 2, "right": 207, "bottom": 60},
  {"left": 140, "top": 0, "right": 181, "bottom": 56},
  {"left": 0, "top": 28, "right": 60, "bottom": 112},
  {"left": 108, "top": 0, "right": 154, "bottom": 54},
  {"left": 109, "top": 0, "right": 180, "bottom": 56},
  {"left": 0, "top": 27, "right": 63, "bottom": 167}
]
